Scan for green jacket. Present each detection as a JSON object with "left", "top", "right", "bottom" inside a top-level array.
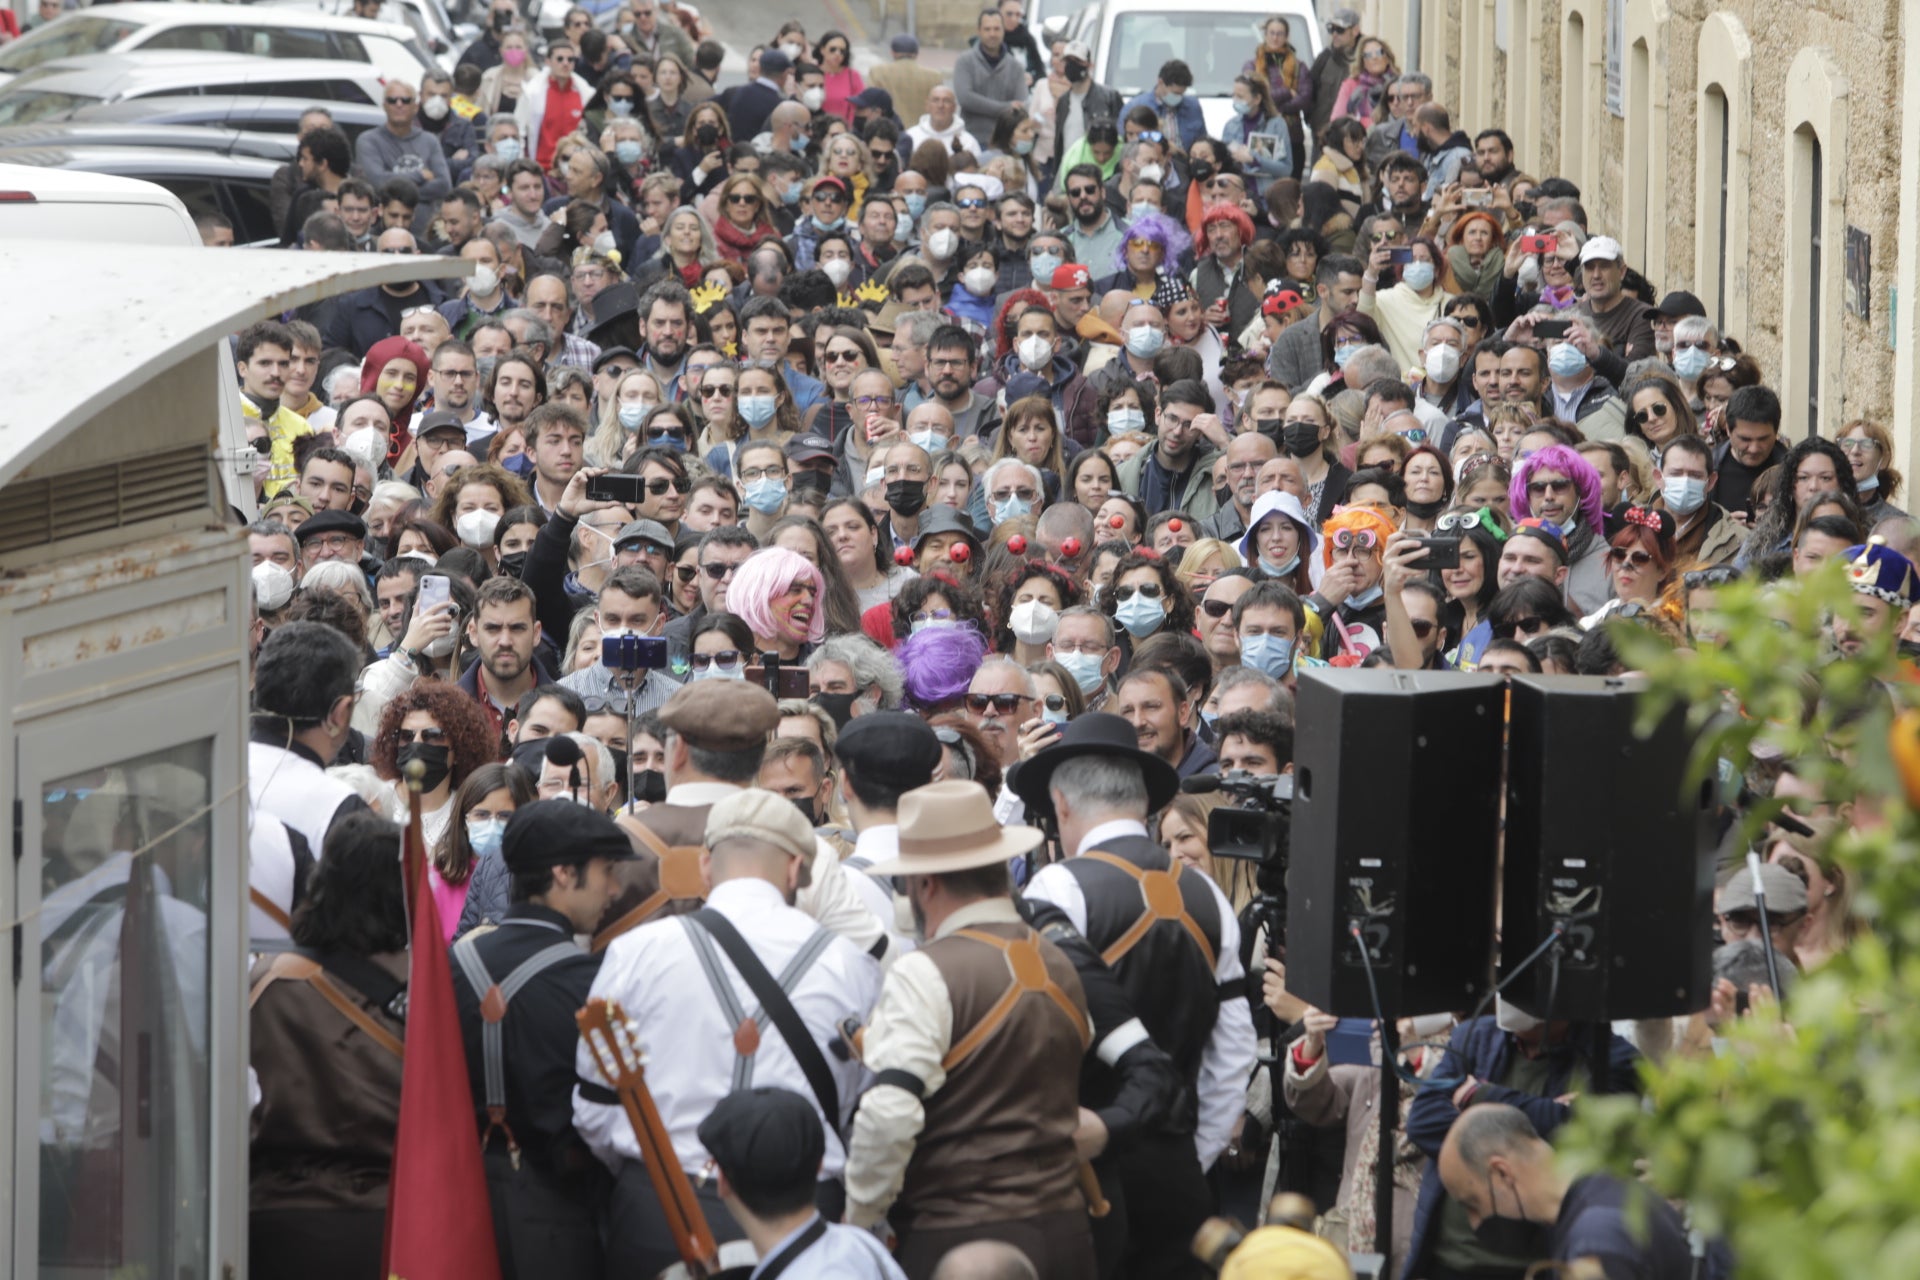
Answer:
[{"left": 1118, "top": 444, "right": 1224, "bottom": 521}]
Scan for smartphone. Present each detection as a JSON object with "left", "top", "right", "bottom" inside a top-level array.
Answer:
[
  {"left": 1518, "top": 233, "right": 1557, "bottom": 254},
  {"left": 415, "top": 573, "right": 451, "bottom": 617},
  {"left": 1384, "top": 247, "right": 1414, "bottom": 265},
  {"left": 1413, "top": 535, "right": 1461, "bottom": 570},
  {"left": 1462, "top": 188, "right": 1492, "bottom": 208},
  {"left": 746, "top": 664, "right": 810, "bottom": 698},
  {"left": 602, "top": 632, "right": 668, "bottom": 672},
  {"left": 587, "top": 473, "right": 648, "bottom": 504},
  {"left": 1533, "top": 318, "right": 1572, "bottom": 341}
]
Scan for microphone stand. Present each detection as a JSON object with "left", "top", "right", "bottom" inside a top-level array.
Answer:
[{"left": 1746, "top": 851, "right": 1784, "bottom": 1004}]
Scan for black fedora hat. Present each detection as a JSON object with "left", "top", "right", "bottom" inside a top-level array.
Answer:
[{"left": 1009, "top": 711, "right": 1180, "bottom": 817}]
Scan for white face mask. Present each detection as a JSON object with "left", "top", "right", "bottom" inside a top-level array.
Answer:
[
  {"left": 1017, "top": 333, "right": 1052, "bottom": 370},
  {"left": 470, "top": 263, "right": 500, "bottom": 295},
  {"left": 422, "top": 94, "right": 450, "bottom": 120},
  {"left": 821, "top": 257, "right": 852, "bottom": 287},
  {"left": 593, "top": 230, "right": 617, "bottom": 255},
  {"left": 1424, "top": 343, "right": 1461, "bottom": 384},
  {"left": 801, "top": 86, "right": 826, "bottom": 111},
  {"left": 1008, "top": 598, "right": 1059, "bottom": 644},
  {"left": 1136, "top": 163, "right": 1165, "bottom": 186},
  {"left": 455, "top": 508, "right": 499, "bottom": 547},
  {"left": 962, "top": 266, "right": 998, "bottom": 297},
  {"left": 926, "top": 227, "right": 959, "bottom": 260}
]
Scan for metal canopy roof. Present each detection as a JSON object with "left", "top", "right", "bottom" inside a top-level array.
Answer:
[{"left": 0, "top": 245, "right": 465, "bottom": 488}]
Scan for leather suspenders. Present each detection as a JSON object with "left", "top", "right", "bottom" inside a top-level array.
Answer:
[{"left": 1079, "top": 850, "right": 1218, "bottom": 971}]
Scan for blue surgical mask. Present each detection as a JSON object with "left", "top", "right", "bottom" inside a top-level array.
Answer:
[
  {"left": 466, "top": 815, "right": 507, "bottom": 858},
  {"left": 790, "top": 134, "right": 809, "bottom": 154},
  {"left": 1054, "top": 648, "right": 1106, "bottom": 693},
  {"left": 1346, "top": 583, "right": 1385, "bottom": 610},
  {"left": 743, "top": 476, "right": 788, "bottom": 513},
  {"left": 1108, "top": 406, "right": 1145, "bottom": 434},
  {"left": 1402, "top": 260, "right": 1436, "bottom": 291},
  {"left": 991, "top": 494, "right": 1033, "bottom": 523},
  {"left": 739, "top": 394, "right": 778, "bottom": 427},
  {"left": 1014, "top": 138, "right": 1035, "bottom": 156},
  {"left": 1333, "top": 342, "right": 1362, "bottom": 369},
  {"left": 615, "top": 139, "right": 644, "bottom": 165},
  {"left": 1661, "top": 475, "right": 1706, "bottom": 515},
  {"left": 1672, "top": 346, "right": 1710, "bottom": 381},
  {"left": 1231, "top": 98, "right": 1253, "bottom": 116},
  {"left": 1199, "top": 705, "right": 1219, "bottom": 728},
  {"left": 1258, "top": 553, "right": 1300, "bottom": 578},
  {"left": 618, "top": 402, "right": 648, "bottom": 430},
  {"left": 909, "top": 428, "right": 950, "bottom": 453},
  {"left": 494, "top": 137, "right": 522, "bottom": 163},
  {"left": 608, "top": 98, "right": 634, "bottom": 117},
  {"left": 1160, "top": 91, "right": 1184, "bottom": 108},
  {"left": 1547, "top": 341, "right": 1588, "bottom": 378},
  {"left": 814, "top": 214, "right": 846, "bottom": 232},
  {"left": 1115, "top": 592, "right": 1167, "bottom": 637},
  {"left": 781, "top": 181, "right": 802, "bottom": 206},
  {"left": 1129, "top": 202, "right": 1158, "bottom": 224},
  {"left": 904, "top": 192, "right": 927, "bottom": 219},
  {"left": 1030, "top": 251, "right": 1062, "bottom": 279},
  {"left": 1240, "top": 633, "right": 1294, "bottom": 678},
  {"left": 911, "top": 617, "right": 957, "bottom": 634},
  {"left": 1125, "top": 326, "right": 1166, "bottom": 359}
]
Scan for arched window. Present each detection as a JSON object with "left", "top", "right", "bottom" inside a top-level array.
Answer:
[
  {"left": 1695, "top": 12, "right": 1751, "bottom": 342},
  {"left": 1782, "top": 47, "right": 1850, "bottom": 440}
]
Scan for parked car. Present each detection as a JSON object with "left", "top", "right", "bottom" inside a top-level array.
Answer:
[
  {"left": 252, "top": 0, "right": 477, "bottom": 70},
  {"left": 0, "top": 52, "right": 386, "bottom": 127},
  {"left": 1050, "top": 0, "right": 1321, "bottom": 139},
  {"left": 65, "top": 95, "right": 387, "bottom": 146},
  {"left": 0, "top": 121, "right": 297, "bottom": 162},
  {"left": 0, "top": 143, "right": 284, "bottom": 244},
  {"left": 0, "top": 4, "right": 435, "bottom": 89}
]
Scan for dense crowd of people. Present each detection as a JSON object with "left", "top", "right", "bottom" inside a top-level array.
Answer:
[{"left": 227, "top": 2, "right": 1894, "bottom": 1278}]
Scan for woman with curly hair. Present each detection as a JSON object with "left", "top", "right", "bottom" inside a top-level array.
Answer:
[
  {"left": 1104, "top": 549, "right": 1195, "bottom": 651},
  {"left": 370, "top": 682, "right": 498, "bottom": 850},
  {"left": 995, "top": 559, "right": 1081, "bottom": 663},
  {"left": 879, "top": 571, "right": 987, "bottom": 650},
  {"left": 429, "top": 461, "right": 534, "bottom": 561},
  {"left": 1736, "top": 434, "right": 1859, "bottom": 570}
]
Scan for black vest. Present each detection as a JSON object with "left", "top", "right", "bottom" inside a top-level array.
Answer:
[{"left": 1060, "top": 834, "right": 1224, "bottom": 1083}]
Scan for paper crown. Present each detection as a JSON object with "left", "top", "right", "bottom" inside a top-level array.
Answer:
[
  {"left": 689, "top": 280, "right": 728, "bottom": 314},
  {"left": 1845, "top": 538, "right": 1918, "bottom": 606},
  {"left": 854, "top": 278, "right": 891, "bottom": 305}
]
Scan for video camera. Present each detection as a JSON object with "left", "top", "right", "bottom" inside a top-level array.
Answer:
[{"left": 1184, "top": 769, "right": 1293, "bottom": 887}]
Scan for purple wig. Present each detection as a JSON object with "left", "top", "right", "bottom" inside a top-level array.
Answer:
[
  {"left": 1509, "top": 443, "right": 1604, "bottom": 538},
  {"left": 1109, "top": 207, "right": 1192, "bottom": 275},
  {"left": 895, "top": 624, "right": 987, "bottom": 712}
]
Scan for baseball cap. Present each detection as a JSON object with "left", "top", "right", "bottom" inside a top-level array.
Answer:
[
  {"left": 785, "top": 433, "right": 835, "bottom": 464},
  {"left": 1063, "top": 39, "right": 1091, "bottom": 63},
  {"left": 1649, "top": 290, "right": 1707, "bottom": 320},
  {"left": 415, "top": 409, "right": 467, "bottom": 441},
  {"left": 613, "top": 518, "right": 673, "bottom": 552},
  {"left": 1578, "top": 235, "right": 1625, "bottom": 265},
  {"left": 849, "top": 86, "right": 894, "bottom": 112},
  {"left": 1049, "top": 263, "right": 1092, "bottom": 291}
]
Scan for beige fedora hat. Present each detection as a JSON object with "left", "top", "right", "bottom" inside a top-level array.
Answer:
[{"left": 864, "top": 780, "right": 1045, "bottom": 876}]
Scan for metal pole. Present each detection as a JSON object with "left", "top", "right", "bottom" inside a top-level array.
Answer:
[
  {"left": 1374, "top": 1018, "right": 1398, "bottom": 1268},
  {"left": 1746, "top": 851, "right": 1784, "bottom": 1003}
]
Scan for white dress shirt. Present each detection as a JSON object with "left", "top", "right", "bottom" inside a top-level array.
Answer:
[
  {"left": 846, "top": 825, "right": 917, "bottom": 958},
  {"left": 574, "top": 877, "right": 881, "bottom": 1178},
  {"left": 1024, "top": 818, "right": 1258, "bottom": 1171},
  {"left": 749, "top": 1213, "right": 907, "bottom": 1279}
]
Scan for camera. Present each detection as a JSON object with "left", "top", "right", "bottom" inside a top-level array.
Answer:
[
  {"left": 1198, "top": 769, "right": 1292, "bottom": 896},
  {"left": 1518, "top": 233, "right": 1557, "bottom": 254},
  {"left": 1462, "top": 188, "right": 1492, "bottom": 208},
  {"left": 602, "top": 632, "right": 668, "bottom": 672},
  {"left": 1412, "top": 535, "right": 1460, "bottom": 570},
  {"left": 587, "top": 473, "right": 648, "bottom": 505},
  {"left": 745, "top": 653, "right": 810, "bottom": 698}
]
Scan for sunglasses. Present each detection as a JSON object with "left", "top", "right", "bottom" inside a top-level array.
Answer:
[
  {"left": 1111, "top": 582, "right": 1164, "bottom": 602},
  {"left": 701, "top": 560, "right": 741, "bottom": 579},
  {"left": 956, "top": 197, "right": 987, "bottom": 209},
  {"left": 673, "top": 563, "right": 700, "bottom": 583},
  {"left": 1607, "top": 546, "right": 1656, "bottom": 568},
  {"left": 701, "top": 383, "right": 736, "bottom": 398},
  {"left": 1408, "top": 618, "right": 1438, "bottom": 639},
  {"left": 1200, "top": 598, "right": 1235, "bottom": 618},
  {"left": 822, "top": 349, "right": 864, "bottom": 364},
  {"left": 646, "top": 476, "right": 692, "bottom": 494},
  {"left": 1526, "top": 478, "right": 1573, "bottom": 498},
  {"left": 1629, "top": 403, "right": 1671, "bottom": 427},
  {"left": 1490, "top": 616, "right": 1549, "bottom": 639},
  {"left": 726, "top": 192, "right": 761, "bottom": 205},
  {"left": 1135, "top": 130, "right": 1166, "bottom": 143},
  {"left": 689, "top": 649, "right": 745, "bottom": 671},
  {"left": 964, "top": 692, "right": 1032, "bottom": 714},
  {"left": 1330, "top": 528, "right": 1379, "bottom": 552},
  {"left": 1067, "top": 184, "right": 1101, "bottom": 198},
  {"left": 393, "top": 726, "right": 447, "bottom": 745},
  {"left": 386, "top": 95, "right": 416, "bottom": 105}
]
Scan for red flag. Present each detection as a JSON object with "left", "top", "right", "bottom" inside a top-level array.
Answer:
[{"left": 384, "top": 797, "right": 502, "bottom": 1280}]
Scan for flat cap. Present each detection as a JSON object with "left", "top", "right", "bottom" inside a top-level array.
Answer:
[
  {"left": 696, "top": 1086, "right": 824, "bottom": 1200},
  {"left": 415, "top": 408, "right": 468, "bottom": 440},
  {"left": 614, "top": 518, "right": 674, "bottom": 551},
  {"left": 757, "top": 47, "right": 791, "bottom": 77},
  {"left": 591, "top": 344, "right": 639, "bottom": 372},
  {"left": 1719, "top": 862, "right": 1809, "bottom": 916},
  {"left": 705, "top": 787, "right": 817, "bottom": 862},
  {"left": 889, "top": 33, "right": 919, "bottom": 55},
  {"left": 294, "top": 508, "right": 368, "bottom": 542},
  {"left": 833, "top": 712, "right": 943, "bottom": 792},
  {"left": 501, "top": 798, "right": 638, "bottom": 873},
  {"left": 1328, "top": 8, "right": 1362, "bottom": 30},
  {"left": 658, "top": 679, "right": 780, "bottom": 752}
]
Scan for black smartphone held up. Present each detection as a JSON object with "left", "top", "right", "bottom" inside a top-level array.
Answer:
[
  {"left": 1413, "top": 536, "right": 1461, "bottom": 570},
  {"left": 745, "top": 662, "right": 810, "bottom": 699},
  {"left": 587, "top": 473, "right": 648, "bottom": 504},
  {"left": 602, "top": 632, "right": 669, "bottom": 672},
  {"left": 1533, "top": 318, "right": 1572, "bottom": 341},
  {"left": 1385, "top": 246, "right": 1415, "bottom": 265}
]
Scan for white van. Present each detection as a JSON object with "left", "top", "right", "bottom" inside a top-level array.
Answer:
[
  {"left": 1062, "top": 0, "right": 1322, "bottom": 140},
  {"left": 0, "top": 163, "right": 257, "bottom": 515}
]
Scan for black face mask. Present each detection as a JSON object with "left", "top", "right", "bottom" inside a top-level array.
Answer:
[
  {"left": 1405, "top": 498, "right": 1445, "bottom": 519},
  {"left": 886, "top": 478, "right": 928, "bottom": 517},
  {"left": 791, "top": 794, "right": 820, "bottom": 826},
  {"left": 1064, "top": 61, "right": 1089, "bottom": 84},
  {"left": 812, "top": 691, "right": 860, "bottom": 730},
  {"left": 1212, "top": 483, "right": 1232, "bottom": 508},
  {"left": 792, "top": 470, "right": 832, "bottom": 499},
  {"left": 365, "top": 534, "right": 390, "bottom": 563},
  {"left": 1898, "top": 639, "right": 1920, "bottom": 662},
  {"left": 1282, "top": 421, "right": 1322, "bottom": 457},
  {"left": 396, "top": 742, "right": 452, "bottom": 792},
  {"left": 1471, "top": 1174, "right": 1551, "bottom": 1261},
  {"left": 1253, "top": 417, "right": 1285, "bottom": 449},
  {"left": 496, "top": 551, "right": 528, "bottom": 579},
  {"left": 632, "top": 768, "right": 667, "bottom": 805},
  {"left": 1190, "top": 160, "right": 1216, "bottom": 184}
]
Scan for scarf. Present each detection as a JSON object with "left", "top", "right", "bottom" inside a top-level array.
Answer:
[
  {"left": 1255, "top": 44, "right": 1300, "bottom": 97},
  {"left": 358, "top": 335, "right": 430, "bottom": 461},
  {"left": 1446, "top": 245, "right": 1505, "bottom": 300},
  {"left": 713, "top": 212, "right": 777, "bottom": 257},
  {"left": 1540, "top": 283, "right": 1577, "bottom": 310},
  {"left": 677, "top": 259, "right": 704, "bottom": 287}
]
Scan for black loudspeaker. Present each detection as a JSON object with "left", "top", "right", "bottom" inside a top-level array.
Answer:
[
  {"left": 1502, "top": 675, "right": 1716, "bottom": 1021},
  {"left": 1286, "top": 669, "right": 1505, "bottom": 1018}
]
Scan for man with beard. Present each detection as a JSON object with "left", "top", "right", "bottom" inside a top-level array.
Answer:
[
  {"left": 639, "top": 280, "right": 694, "bottom": 398},
  {"left": 1063, "top": 162, "right": 1128, "bottom": 278},
  {"left": 925, "top": 325, "right": 1002, "bottom": 442},
  {"left": 458, "top": 577, "right": 553, "bottom": 741}
]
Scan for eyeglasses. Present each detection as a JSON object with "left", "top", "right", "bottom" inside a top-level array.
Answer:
[
  {"left": 990, "top": 488, "right": 1038, "bottom": 503},
  {"left": 701, "top": 560, "right": 742, "bottom": 579},
  {"left": 964, "top": 692, "right": 1031, "bottom": 714},
  {"left": 304, "top": 533, "right": 358, "bottom": 552},
  {"left": 910, "top": 608, "right": 953, "bottom": 623},
  {"left": 1673, "top": 340, "right": 1712, "bottom": 353},
  {"left": 1629, "top": 403, "right": 1671, "bottom": 427},
  {"left": 1200, "top": 598, "right": 1234, "bottom": 618},
  {"left": 956, "top": 197, "right": 987, "bottom": 209},
  {"left": 386, "top": 95, "right": 416, "bottom": 105},
  {"left": 1135, "top": 130, "right": 1165, "bottom": 143},
  {"left": 933, "top": 725, "right": 976, "bottom": 778},
  {"left": 852, "top": 394, "right": 896, "bottom": 409},
  {"left": 645, "top": 476, "right": 692, "bottom": 494},
  {"left": 1526, "top": 478, "right": 1573, "bottom": 498},
  {"left": 401, "top": 304, "right": 437, "bottom": 318},
  {"left": 1837, "top": 436, "right": 1879, "bottom": 453},
  {"left": 1490, "top": 616, "right": 1549, "bottom": 639},
  {"left": 393, "top": 726, "right": 447, "bottom": 745},
  {"left": 1330, "top": 528, "right": 1379, "bottom": 552},
  {"left": 689, "top": 649, "right": 745, "bottom": 671},
  {"left": 1110, "top": 582, "right": 1164, "bottom": 602},
  {"left": 1607, "top": 546, "right": 1656, "bottom": 568},
  {"left": 1704, "top": 355, "right": 1739, "bottom": 374}
]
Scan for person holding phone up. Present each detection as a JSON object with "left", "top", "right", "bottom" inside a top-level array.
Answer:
[{"left": 1358, "top": 231, "right": 1449, "bottom": 372}]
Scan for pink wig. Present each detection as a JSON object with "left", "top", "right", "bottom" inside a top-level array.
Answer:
[
  {"left": 1509, "top": 443, "right": 1604, "bottom": 538},
  {"left": 895, "top": 624, "right": 987, "bottom": 712},
  {"left": 727, "top": 547, "right": 827, "bottom": 646}
]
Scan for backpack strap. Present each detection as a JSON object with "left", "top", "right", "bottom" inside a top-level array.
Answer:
[
  {"left": 1080, "top": 850, "right": 1217, "bottom": 972},
  {"left": 249, "top": 950, "right": 404, "bottom": 1060},
  {"left": 941, "top": 927, "right": 1090, "bottom": 1072},
  {"left": 592, "top": 818, "right": 708, "bottom": 953},
  {"left": 250, "top": 886, "right": 292, "bottom": 932}
]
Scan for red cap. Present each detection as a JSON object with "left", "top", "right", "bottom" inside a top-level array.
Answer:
[
  {"left": 1263, "top": 289, "right": 1307, "bottom": 317},
  {"left": 1049, "top": 264, "right": 1092, "bottom": 291}
]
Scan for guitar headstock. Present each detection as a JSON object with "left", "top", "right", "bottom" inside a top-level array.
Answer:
[{"left": 577, "top": 997, "right": 650, "bottom": 1085}]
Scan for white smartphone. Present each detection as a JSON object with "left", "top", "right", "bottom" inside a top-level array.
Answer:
[{"left": 415, "top": 573, "right": 451, "bottom": 617}]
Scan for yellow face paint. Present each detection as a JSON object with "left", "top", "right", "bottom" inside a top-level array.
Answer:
[{"left": 376, "top": 359, "right": 418, "bottom": 407}]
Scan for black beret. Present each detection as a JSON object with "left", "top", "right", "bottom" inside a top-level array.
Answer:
[
  {"left": 501, "top": 798, "right": 636, "bottom": 874},
  {"left": 695, "top": 1087, "right": 825, "bottom": 1200},
  {"left": 294, "top": 508, "right": 368, "bottom": 542},
  {"left": 833, "top": 712, "right": 943, "bottom": 791}
]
